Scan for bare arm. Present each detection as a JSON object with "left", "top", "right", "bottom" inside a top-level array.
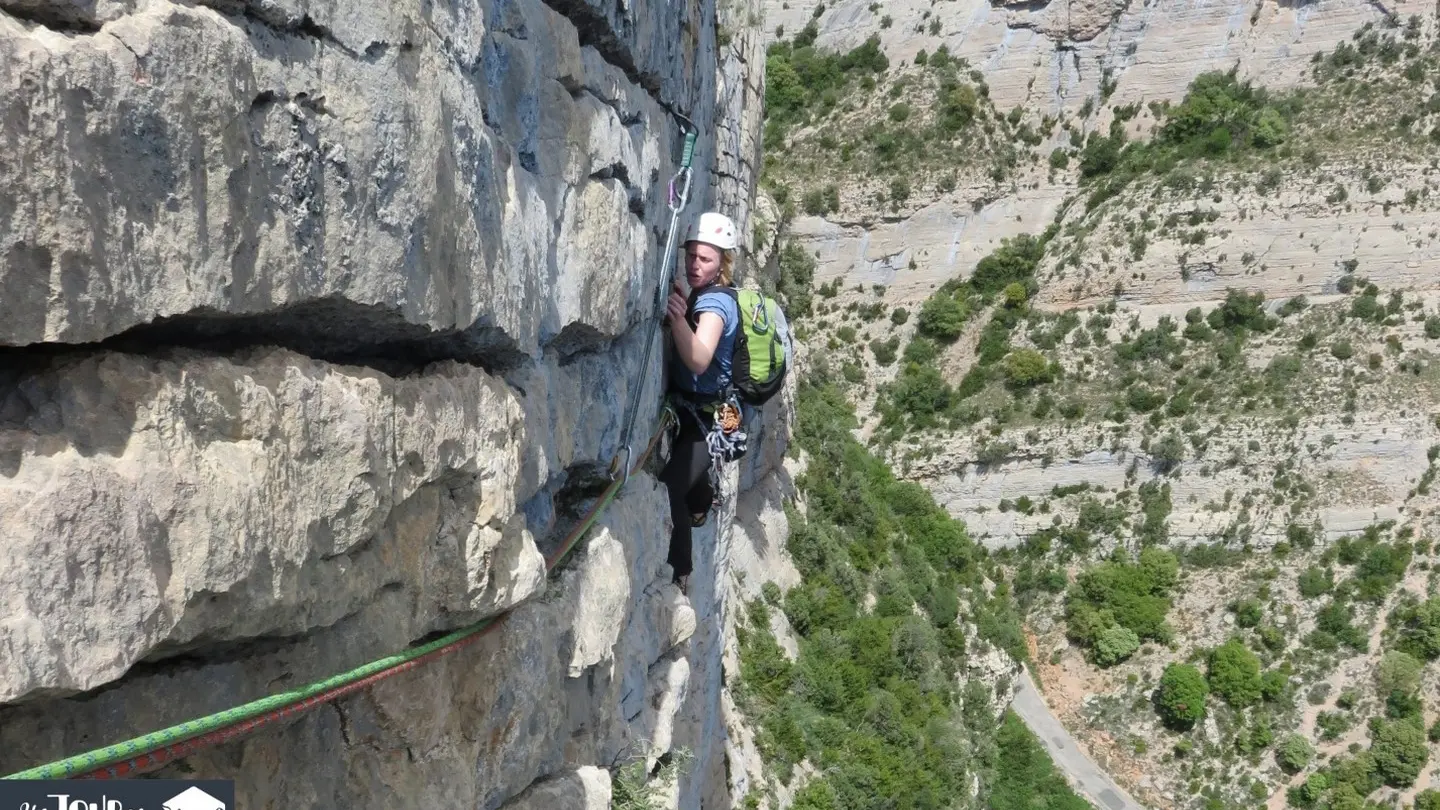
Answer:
[{"left": 669, "top": 310, "right": 725, "bottom": 374}]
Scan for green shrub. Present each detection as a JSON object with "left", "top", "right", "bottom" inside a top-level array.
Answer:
[
  {"left": 1387, "top": 690, "right": 1423, "bottom": 722},
  {"left": 1349, "top": 542, "right": 1412, "bottom": 602},
  {"left": 1094, "top": 625, "right": 1141, "bottom": 667},
  {"left": 1370, "top": 717, "right": 1429, "bottom": 787},
  {"left": 1307, "top": 598, "right": 1368, "bottom": 652},
  {"left": 1277, "top": 734, "right": 1314, "bottom": 773},
  {"left": 870, "top": 336, "right": 901, "bottom": 366},
  {"left": 1298, "top": 565, "right": 1331, "bottom": 597},
  {"left": 936, "top": 83, "right": 979, "bottom": 134},
  {"left": 1261, "top": 668, "right": 1290, "bottom": 701},
  {"left": 777, "top": 240, "right": 817, "bottom": 317},
  {"left": 1126, "top": 386, "right": 1165, "bottom": 413},
  {"left": 1206, "top": 288, "right": 1277, "bottom": 335},
  {"left": 1389, "top": 597, "right": 1440, "bottom": 660},
  {"left": 1207, "top": 637, "right": 1263, "bottom": 707},
  {"left": 1065, "top": 548, "right": 1178, "bottom": 657},
  {"left": 1079, "top": 130, "right": 1123, "bottom": 178},
  {"left": 917, "top": 290, "right": 970, "bottom": 342},
  {"left": 1156, "top": 662, "right": 1208, "bottom": 729},
  {"left": 883, "top": 361, "right": 954, "bottom": 431},
  {"left": 957, "top": 366, "right": 989, "bottom": 399},
  {"left": 971, "top": 234, "right": 1046, "bottom": 298},
  {"left": 1232, "top": 598, "right": 1263, "bottom": 628},
  {"left": 1415, "top": 790, "right": 1440, "bottom": 810},
  {"left": 1287, "top": 522, "right": 1317, "bottom": 550},
  {"left": 613, "top": 750, "right": 690, "bottom": 810},
  {"left": 1003, "top": 349, "right": 1054, "bottom": 388},
  {"left": 1150, "top": 433, "right": 1186, "bottom": 472}
]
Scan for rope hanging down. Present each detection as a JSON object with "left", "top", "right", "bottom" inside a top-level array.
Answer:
[
  {"left": 3, "top": 407, "right": 677, "bottom": 782},
  {"left": 611, "top": 116, "right": 697, "bottom": 483}
]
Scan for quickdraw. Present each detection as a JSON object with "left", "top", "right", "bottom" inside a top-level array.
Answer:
[{"left": 611, "top": 114, "right": 698, "bottom": 482}]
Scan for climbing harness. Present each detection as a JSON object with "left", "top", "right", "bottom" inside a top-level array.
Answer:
[
  {"left": 671, "top": 389, "right": 748, "bottom": 517},
  {"left": 612, "top": 115, "right": 698, "bottom": 484},
  {"left": 2, "top": 407, "right": 677, "bottom": 782}
]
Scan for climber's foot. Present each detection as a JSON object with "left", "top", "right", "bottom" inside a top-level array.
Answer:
[{"left": 691, "top": 511, "right": 708, "bottom": 527}]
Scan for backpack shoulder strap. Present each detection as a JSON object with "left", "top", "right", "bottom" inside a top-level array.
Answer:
[
  {"left": 686, "top": 283, "right": 739, "bottom": 327},
  {"left": 688, "top": 283, "right": 738, "bottom": 306}
]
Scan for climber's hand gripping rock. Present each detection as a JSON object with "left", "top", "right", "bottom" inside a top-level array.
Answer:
[{"left": 664, "top": 280, "right": 687, "bottom": 324}]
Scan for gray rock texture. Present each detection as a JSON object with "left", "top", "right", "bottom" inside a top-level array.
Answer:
[{"left": 0, "top": 0, "right": 778, "bottom": 806}]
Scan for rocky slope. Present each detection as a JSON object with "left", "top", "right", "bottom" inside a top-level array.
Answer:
[
  {"left": 765, "top": 0, "right": 1435, "bottom": 312},
  {"left": 761, "top": 0, "right": 1440, "bottom": 549},
  {"left": 766, "top": 0, "right": 1419, "bottom": 117},
  {"left": 0, "top": 0, "right": 787, "bottom": 807}
]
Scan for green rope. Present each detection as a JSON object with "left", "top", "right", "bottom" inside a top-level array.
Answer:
[
  {"left": 4, "top": 119, "right": 700, "bottom": 785},
  {"left": 3, "top": 617, "right": 496, "bottom": 780},
  {"left": 4, "top": 407, "right": 678, "bottom": 782}
]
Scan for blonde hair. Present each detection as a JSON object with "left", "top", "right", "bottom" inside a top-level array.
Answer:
[{"left": 718, "top": 251, "right": 734, "bottom": 286}]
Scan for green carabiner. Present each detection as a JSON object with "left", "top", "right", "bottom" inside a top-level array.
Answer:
[{"left": 680, "top": 130, "right": 697, "bottom": 169}]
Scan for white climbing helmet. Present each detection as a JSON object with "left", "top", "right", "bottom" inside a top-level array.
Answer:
[{"left": 687, "top": 211, "right": 738, "bottom": 251}]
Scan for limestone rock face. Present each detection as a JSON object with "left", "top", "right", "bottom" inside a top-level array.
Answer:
[
  {"left": 0, "top": 0, "right": 714, "bottom": 354},
  {"left": 761, "top": 0, "right": 1428, "bottom": 316},
  {"left": 501, "top": 766, "right": 613, "bottom": 810},
  {"left": 764, "top": 0, "right": 1422, "bottom": 117},
  {"left": 1033, "top": 165, "right": 1440, "bottom": 311},
  {"left": 0, "top": 0, "right": 776, "bottom": 805},
  {"left": 0, "top": 348, "right": 534, "bottom": 705},
  {"left": 893, "top": 341, "right": 1440, "bottom": 552}
]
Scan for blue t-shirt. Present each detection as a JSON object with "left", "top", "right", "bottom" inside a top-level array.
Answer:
[{"left": 673, "top": 289, "right": 739, "bottom": 396}]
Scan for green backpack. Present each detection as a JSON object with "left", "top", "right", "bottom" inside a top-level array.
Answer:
[{"left": 691, "top": 285, "right": 791, "bottom": 405}]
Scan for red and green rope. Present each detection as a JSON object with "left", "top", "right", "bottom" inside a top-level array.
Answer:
[{"left": 4, "top": 407, "right": 675, "bottom": 782}]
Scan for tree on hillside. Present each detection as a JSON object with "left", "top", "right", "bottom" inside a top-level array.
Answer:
[
  {"left": 1094, "top": 625, "right": 1140, "bottom": 668},
  {"left": 970, "top": 234, "right": 1044, "bottom": 297},
  {"left": 1277, "top": 734, "right": 1314, "bottom": 773},
  {"left": 1207, "top": 638, "right": 1263, "bottom": 707},
  {"left": 1003, "top": 349, "right": 1053, "bottom": 388},
  {"left": 1370, "top": 716, "right": 1429, "bottom": 787},
  {"left": 1389, "top": 596, "right": 1440, "bottom": 661},
  {"left": 1414, "top": 789, "right": 1440, "bottom": 810},
  {"left": 1377, "top": 650, "right": 1423, "bottom": 697},
  {"left": 918, "top": 291, "right": 969, "bottom": 341},
  {"left": 1156, "top": 662, "right": 1207, "bottom": 730}
]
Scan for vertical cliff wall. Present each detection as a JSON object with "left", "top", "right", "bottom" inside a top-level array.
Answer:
[{"left": 0, "top": 0, "right": 775, "bottom": 805}]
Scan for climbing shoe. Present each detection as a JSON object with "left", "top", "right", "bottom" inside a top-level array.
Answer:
[{"left": 691, "top": 511, "right": 709, "bottom": 527}]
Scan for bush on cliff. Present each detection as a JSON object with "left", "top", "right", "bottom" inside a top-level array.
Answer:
[
  {"left": 1156, "top": 662, "right": 1208, "bottom": 730},
  {"left": 736, "top": 374, "right": 1084, "bottom": 809},
  {"left": 1064, "top": 547, "right": 1179, "bottom": 661}
]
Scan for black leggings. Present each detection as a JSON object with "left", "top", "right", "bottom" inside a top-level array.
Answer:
[{"left": 661, "top": 409, "right": 714, "bottom": 578}]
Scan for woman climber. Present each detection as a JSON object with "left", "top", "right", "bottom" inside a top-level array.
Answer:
[{"left": 661, "top": 211, "right": 744, "bottom": 592}]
